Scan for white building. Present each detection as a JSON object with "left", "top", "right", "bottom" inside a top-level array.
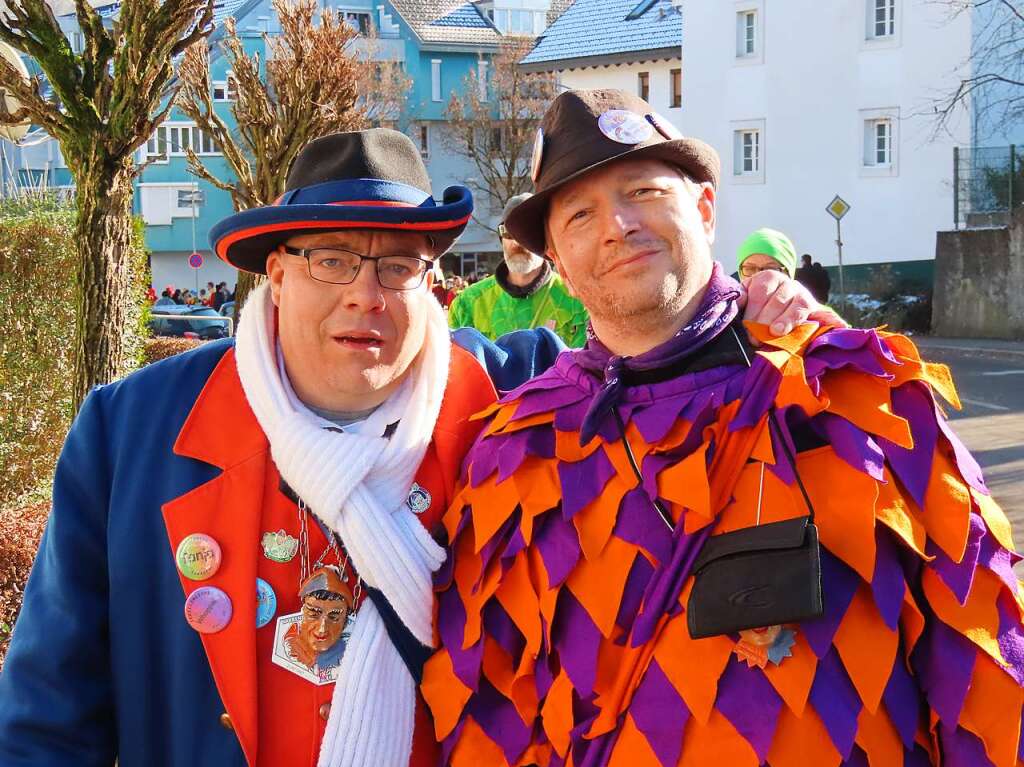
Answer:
[
  {"left": 521, "top": 0, "right": 683, "bottom": 123},
  {"left": 680, "top": 0, "right": 973, "bottom": 289}
]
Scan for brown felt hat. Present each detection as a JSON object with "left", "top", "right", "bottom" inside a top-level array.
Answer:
[{"left": 504, "top": 89, "right": 720, "bottom": 255}]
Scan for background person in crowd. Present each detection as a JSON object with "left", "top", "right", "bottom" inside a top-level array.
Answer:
[
  {"left": 796, "top": 253, "right": 833, "bottom": 304},
  {"left": 448, "top": 193, "right": 589, "bottom": 346},
  {"left": 736, "top": 226, "right": 797, "bottom": 280}
]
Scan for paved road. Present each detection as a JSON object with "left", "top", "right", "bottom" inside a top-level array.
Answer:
[{"left": 915, "top": 338, "right": 1024, "bottom": 549}]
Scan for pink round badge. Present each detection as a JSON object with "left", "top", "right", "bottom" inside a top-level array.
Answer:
[{"left": 184, "top": 586, "right": 233, "bottom": 634}]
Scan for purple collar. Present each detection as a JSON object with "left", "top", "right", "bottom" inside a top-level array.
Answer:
[{"left": 575, "top": 262, "right": 742, "bottom": 444}]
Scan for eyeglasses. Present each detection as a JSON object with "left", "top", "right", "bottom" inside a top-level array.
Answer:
[
  {"left": 498, "top": 223, "right": 510, "bottom": 240},
  {"left": 282, "top": 246, "right": 432, "bottom": 290},
  {"left": 739, "top": 263, "right": 789, "bottom": 278}
]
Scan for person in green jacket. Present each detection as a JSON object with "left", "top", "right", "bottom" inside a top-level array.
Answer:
[{"left": 448, "top": 193, "right": 589, "bottom": 347}]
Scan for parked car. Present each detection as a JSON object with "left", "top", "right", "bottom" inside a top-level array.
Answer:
[
  {"left": 219, "top": 301, "right": 235, "bottom": 317},
  {"left": 148, "top": 305, "right": 229, "bottom": 340}
]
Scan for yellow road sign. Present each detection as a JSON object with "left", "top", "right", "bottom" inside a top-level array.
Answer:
[{"left": 827, "top": 195, "right": 851, "bottom": 221}]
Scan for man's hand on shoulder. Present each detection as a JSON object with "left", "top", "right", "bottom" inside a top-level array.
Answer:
[{"left": 738, "top": 269, "right": 847, "bottom": 341}]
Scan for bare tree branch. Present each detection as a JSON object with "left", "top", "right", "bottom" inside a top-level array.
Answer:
[
  {"left": 924, "top": 0, "right": 1024, "bottom": 141},
  {"left": 443, "top": 37, "right": 556, "bottom": 234}
]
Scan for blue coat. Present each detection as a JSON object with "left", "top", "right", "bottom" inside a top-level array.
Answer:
[{"left": 0, "top": 329, "right": 563, "bottom": 767}]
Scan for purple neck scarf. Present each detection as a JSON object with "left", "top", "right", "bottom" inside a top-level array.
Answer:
[{"left": 576, "top": 262, "right": 742, "bottom": 445}]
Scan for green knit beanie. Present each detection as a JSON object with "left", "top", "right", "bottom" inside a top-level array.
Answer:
[{"left": 736, "top": 228, "right": 797, "bottom": 278}]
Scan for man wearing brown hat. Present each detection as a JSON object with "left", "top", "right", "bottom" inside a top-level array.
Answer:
[
  {"left": 448, "top": 192, "right": 589, "bottom": 346},
  {"left": 424, "top": 90, "right": 1024, "bottom": 766}
]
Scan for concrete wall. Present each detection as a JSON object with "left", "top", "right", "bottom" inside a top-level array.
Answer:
[{"left": 932, "top": 215, "right": 1024, "bottom": 339}]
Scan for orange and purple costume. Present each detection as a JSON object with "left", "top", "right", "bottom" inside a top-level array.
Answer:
[{"left": 425, "top": 298, "right": 1024, "bottom": 766}]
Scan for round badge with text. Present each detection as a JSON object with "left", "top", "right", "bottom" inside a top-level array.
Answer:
[
  {"left": 184, "top": 586, "right": 233, "bottom": 634},
  {"left": 256, "top": 578, "right": 277, "bottom": 629},
  {"left": 176, "top": 533, "right": 223, "bottom": 581}
]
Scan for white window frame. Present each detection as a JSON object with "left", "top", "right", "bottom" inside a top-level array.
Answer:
[
  {"left": 70, "top": 31, "right": 84, "bottom": 54},
  {"left": 863, "top": 0, "right": 901, "bottom": 47},
  {"left": 145, "top": 125, "right": 169, "bottom": 163},
  {"left": 734, "top": 1, "right": 764, "bottom": 65},
  {"left": 860, "top": 108, "right": 899, "bottom": 177},
  {"left": 144, "top": 123, "right": 220, "bottom": 160},
  {"left": 731, "top": 118, "right": 766, "bottom": 184},
  {"left": 478, "top": 60, "right": 489, "bottom": 102},
  {"left": 431, "top": 59, "right": 442, "bottom": 102}
]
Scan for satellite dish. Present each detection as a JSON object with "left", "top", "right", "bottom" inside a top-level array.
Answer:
[{"left": 0, "top": 40, "right": 31, "bottom": 143}]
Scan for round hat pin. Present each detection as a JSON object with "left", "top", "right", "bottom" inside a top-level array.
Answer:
[{"left": 597, "top": 109, "right": 654, "bottom": 145}]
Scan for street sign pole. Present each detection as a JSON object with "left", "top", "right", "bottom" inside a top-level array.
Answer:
[
  {"left": 191, "top": 182, "right": 199, "bottom": 295},
  {"left": 836, "top": 217, "right": 845, "bottom": 311},
  {"left": 826, "top": 195, "right": 851, "bottom": 311}
]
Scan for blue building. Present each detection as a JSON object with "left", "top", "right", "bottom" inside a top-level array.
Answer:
[{"left": 2, "top": 0, "right": 570, "bottom": 291}]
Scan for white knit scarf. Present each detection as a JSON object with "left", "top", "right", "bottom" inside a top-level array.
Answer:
[{"left": 234, "top": 281, "right": 450, "bottom": 767}]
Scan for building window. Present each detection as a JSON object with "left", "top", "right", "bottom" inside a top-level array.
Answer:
[
  {"left": 340, "top": 10, "right": 373, "bottom": 35},
  {"left": 431, "top": 59, "right": 442, "bottom": 102},
  {"left": 417, "top": 124, "right": 430, "bottom": 160},
  {"left": 740, "top": 130, "right": 759, "bottom": 173},
  {"left": 737, "top": 10, "right": 756, "bottom": 56},
  {"left": 670, "top": 68, "right": 682, "bottom": 108},
  {"left": 864, "top": 118, "right": 893, "bottom": 166},
  {"left": 71, "top": 31, "right": 83, "bottom": 53},
  {"left": 146, "top": 124, "right": 219, "bottom": 158},
  {"left": 731, "top": 119, "right": 765, "bottom": 183},
  {"left": 489, "top": 126, "right": 504, "bottom": 152},
  {"left": 478, "top": 60, "right": 489, "bottom": 101},
  {"left": 492, "top": 8, "right": 540, "bottom": 35},
  {"left": 868, "top": 0, "right": 896, "bottom": 39},
  {"left": 213, "top": 72, "right": 238, "bottom": 101},
  {"left": 638, "top": 71, "right": 650, "bottom": 102},
  {"left": 146, "top": 126, "right": 168, "bottom": 162}
]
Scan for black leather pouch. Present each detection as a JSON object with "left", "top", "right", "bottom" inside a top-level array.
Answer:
[{"left": 686, "top": 516, "right": 823, "bottom": 639}]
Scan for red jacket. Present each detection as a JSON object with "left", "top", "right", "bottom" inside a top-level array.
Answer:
[{"left": 163, "top": 345, "right": 497, "bottom": 766}]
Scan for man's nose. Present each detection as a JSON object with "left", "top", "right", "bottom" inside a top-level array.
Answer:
[
  {"left": 599, "top": 202, "right": 640, "bottom": 245},
  {"left": 341, "top": 259, "right": 386, "bottom": 312}
]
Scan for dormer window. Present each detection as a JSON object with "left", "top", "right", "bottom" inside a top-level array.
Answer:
[{"left": 487, "top": 3, "right": 545, "bottom": 35}]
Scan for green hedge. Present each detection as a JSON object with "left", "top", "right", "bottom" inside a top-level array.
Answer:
[
  {"left": 0, "top": 195, "right": 150, "bottom": 665},
  {"left": 0, "top": 196, "right": 79, "bottom": 509}
]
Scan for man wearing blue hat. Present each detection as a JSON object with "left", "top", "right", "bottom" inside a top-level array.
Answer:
[{"left": 0, "top": 127, "right": 831, "bottom": 767}]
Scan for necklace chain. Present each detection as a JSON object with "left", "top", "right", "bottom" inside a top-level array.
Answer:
[{"left": 296, "top": 498, "right": 362, "bottom": 601}]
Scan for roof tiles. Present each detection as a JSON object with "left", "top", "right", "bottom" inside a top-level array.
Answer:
[
  {"left": 522, "top": 0, "right": 680, "bottom": 66},
  {"left": 390, "top": 0, "right": 500, "bottom": 45}
]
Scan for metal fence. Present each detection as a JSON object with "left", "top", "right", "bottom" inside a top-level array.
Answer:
[{"left": 953, "top": 145, "right": 1024, "bottom": 229}]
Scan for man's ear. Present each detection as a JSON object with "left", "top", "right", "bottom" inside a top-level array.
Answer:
[
  {"left": 546, "top": 247, "right": 578, "bottom": 298},
  {"left": 698, "top": 184, "right": 717, "bottom": 245},
  {"left": 265, "top": 249, "right": 286, "bottom": 307}
]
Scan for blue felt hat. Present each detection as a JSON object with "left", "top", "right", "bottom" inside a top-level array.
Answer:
[{"left": 209, "top": 128, "right": 473, "bottom": 274}]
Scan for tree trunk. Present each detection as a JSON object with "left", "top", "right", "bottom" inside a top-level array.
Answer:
[
  {"left": 233, "top": 270, "right": 264, "bottom": 325},
  {"left": 71, "top": 157, "right": 141, "bottom": 408}
]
